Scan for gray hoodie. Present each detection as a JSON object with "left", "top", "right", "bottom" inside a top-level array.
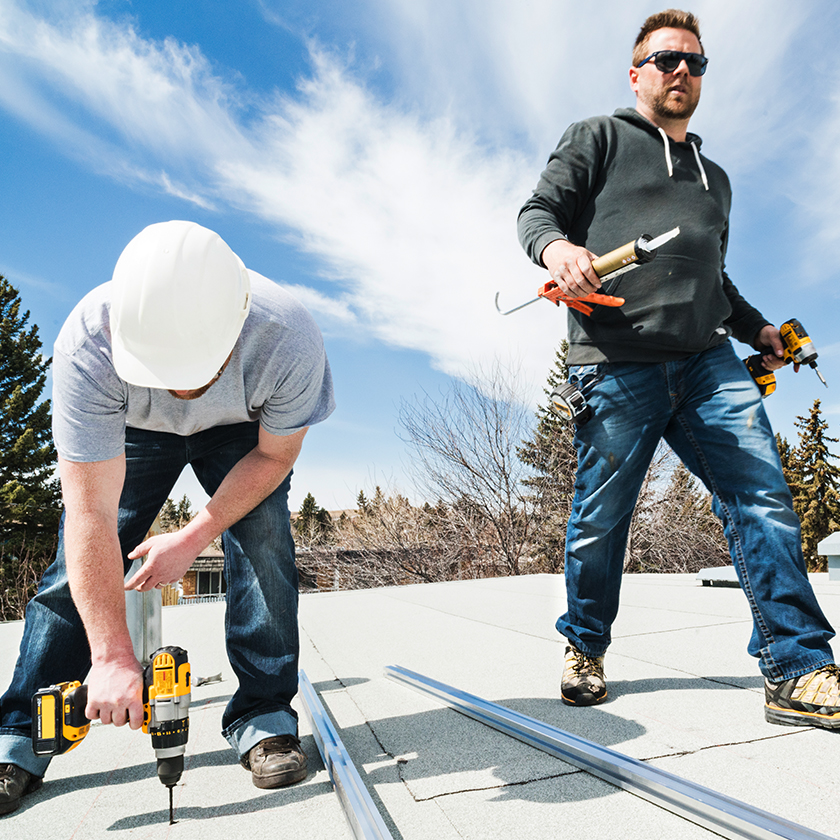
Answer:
[{"left": 518, "top": 108, "right": 769, "bottom": 365}]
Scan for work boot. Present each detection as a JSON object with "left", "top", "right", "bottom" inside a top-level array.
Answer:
[
  {"left": 241, "top": 735, "right": 308, "bottom": 789},
  {"left": 764, "top": 664, "right": 840, "bottom": 729},
  {"left": 0, "top": 764, "right": 43, "bottom": 815},
  {"left": 561, "top": 644, "right": 607, "bottom": 706}
]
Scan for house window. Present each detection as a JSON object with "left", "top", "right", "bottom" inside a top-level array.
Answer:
[{"left": 196, "top": 570, "right": 227, "bottom": 595}]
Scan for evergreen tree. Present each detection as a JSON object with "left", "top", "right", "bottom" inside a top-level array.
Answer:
[
  {"left": 176, "top": 494, "right": 194, "bottom": 526},
  {"left": 158, "top": 498, "right": 179, "bottom": 532},
  {"left": 356, "top": 490, "right": 369, "bottom": 515},
  {"left": 517, "top": 342, "right": 577, "bottom": 571},
  {"left": 776, "top": 433, "right": 795, "bottom": 484},
  {"left": 786, "top": 400, "right": 840, "bottom": 571},
  {"left": 158, "top": 495, "right": 195, "bottom": 533},
  {"left": 0, "top": 276, "right": 60, "bottom": 550},
  {"left": 0, "top": 277, "right": 61, "bottom": 618},
  {"left": 295, "top": 492, "right": 333, "bottom": 546}
]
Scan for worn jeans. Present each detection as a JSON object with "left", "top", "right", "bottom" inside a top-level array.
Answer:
[
  {"left": 0, "top": 422, "right": 300, "bottom": 777},
  {"left": 558, "top": 342, "right": 835, "bottom": 681}
]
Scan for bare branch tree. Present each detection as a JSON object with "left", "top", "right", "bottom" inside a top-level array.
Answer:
[
  {"left": 398, "top": 361, "right": 538, "bottom": 575},
  {"left": 0, "top": 535, "right": 56, "bottom": 621}
]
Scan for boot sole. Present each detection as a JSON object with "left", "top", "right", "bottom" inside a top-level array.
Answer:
[
  {"left": 561, "top": 689, "right": 608, "bottom": 707},
  {"left": 252, "top": 765, "right": 308, "bottom": 789},
  {"left": 765, "top": 703, "right": 840, "bottom": 729}
]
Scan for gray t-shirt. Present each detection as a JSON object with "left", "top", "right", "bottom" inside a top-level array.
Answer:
[{"left": 52, "top": 271, "right": 335, "bottom": 462}]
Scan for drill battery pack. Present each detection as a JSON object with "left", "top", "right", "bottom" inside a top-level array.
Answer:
[{"left": 32, "top": 681, "right": 90, "bottom": 755}]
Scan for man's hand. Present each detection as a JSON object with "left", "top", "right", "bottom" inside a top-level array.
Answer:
[
  {"left": 755, "top": 324, "right": 797, "bottom": 372},
  {"left": 124, "top": 530, "right": 201, "bottom": 592},
  {"left": 541, "top": 239, "right": 601, "bottom": 299},
  {"left": 85, "top": 654, "right": 144, "bottom": 728}
]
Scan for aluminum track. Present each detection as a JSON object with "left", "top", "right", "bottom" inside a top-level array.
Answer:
[
  {"left": 385, "top": 665, "right": 835, "bottom": 840},
  {"left": 298, "top": 670, "right": 394, "bottom": 840}
]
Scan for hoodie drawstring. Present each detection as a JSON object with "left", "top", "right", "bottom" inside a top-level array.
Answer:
[
  {"left": 691, "top": 141, "right": 710, "bottom": 191},
  {"left": 657, "top": 126, "right": 709, "bottom": 191},
  {"left": 657, "top": 127, "right": 674, "bottom": 177}
]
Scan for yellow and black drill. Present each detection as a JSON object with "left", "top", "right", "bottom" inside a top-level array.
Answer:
[
  {"left": 744, "top": 318, "right": 827, "bottom": 398},
  {"left": 32, "top": 645, "right": 190, "bottom": 825}
]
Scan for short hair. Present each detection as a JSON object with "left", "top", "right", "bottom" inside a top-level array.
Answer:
[{"left": 632, "top": 9, "right": 703, "bottom": 66}]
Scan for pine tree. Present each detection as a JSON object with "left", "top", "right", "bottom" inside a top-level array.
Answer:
[
  {"left": 786, "top": 400, "right": 840, "bottom": 571},
  {"left": 295, "top": 492, "right": 333, "bottom": 546},
  {"left": 356, "top": 490, "right": 369, "bottom": 515},
  {"left": 157, "top": 495, "right": 194, "bottom": 533},
  {"left": 517, "top": 342, "right": 578, "bottom": 571},
  {"left": 158, "top": 498, "right": 179, "bottom": 532},
  {"left": 0, "top": 276, "right": 60, "bottom": 550},
  {"left": 0, "top": 277, "right": 61, "bottom": 619},
  {"left": 176, "top": 494, "right": 194, "bottom": 526},
  {"left": 776, "top": 433, "right": 795, "bottom": 484}
]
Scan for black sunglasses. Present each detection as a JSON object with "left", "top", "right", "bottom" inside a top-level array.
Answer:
[{"left": 636, "top": 50, "right": 708, "bottom": 77}]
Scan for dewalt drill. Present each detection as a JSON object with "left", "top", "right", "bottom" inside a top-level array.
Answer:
[
  {"left": 32, "top": 645, "right": 190, "bottom": 824},
  {"left": 744, "top": 318, "right": 827, "bottom": 397}
]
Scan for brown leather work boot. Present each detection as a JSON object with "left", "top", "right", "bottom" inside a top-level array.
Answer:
[
  {"left": 241, "top": 735, "right": 308, "bottom": 789},
  {"left": 0, "top": 764, "right": 43, "bottom": 815}
]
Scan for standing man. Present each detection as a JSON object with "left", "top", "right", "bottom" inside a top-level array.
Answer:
[
  {"left": 518, "top": 10, "right": 839, "bottom": 726},
  {"left": 0, "top": 220, "right": 335, "bottom": 813}
]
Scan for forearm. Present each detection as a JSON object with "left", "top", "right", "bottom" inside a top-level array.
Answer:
[
  {"left": 181, "top": 444, "right": 298, "bottom": 550},
  {"left": 65, "top": 511, "right": 135, "bottom": 664},
  {"left": 60, "top": 454, "right": 133, "bottom": 663},
  {"left": 59, "top": 453, "right": 144, "bottom": 726}
]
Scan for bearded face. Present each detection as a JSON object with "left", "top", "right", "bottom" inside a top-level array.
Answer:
[{"left": 630, "top": 27, "right": 703, "bottom": 130}]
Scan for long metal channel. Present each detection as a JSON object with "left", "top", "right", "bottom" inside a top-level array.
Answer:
[
  {"left": 385, "top": 665, "right": 835, "bottom": 840},
  {"left": 298, "top": 670, "right": 394, "bottom": 840}
]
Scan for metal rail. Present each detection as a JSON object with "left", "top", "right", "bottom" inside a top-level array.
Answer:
[
  {"left": 298, "top": 670, "right": 395, "bottom": 840},
  {"left": 385, "top": 665, "right": 834, "bottom": 840}
]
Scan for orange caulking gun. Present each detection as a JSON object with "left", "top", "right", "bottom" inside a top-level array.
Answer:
[{"left": 496, "top": 227, "right": 680, "bottom": 316}]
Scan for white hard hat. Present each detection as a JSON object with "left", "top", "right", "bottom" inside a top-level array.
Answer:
[{"left": 109, "top": 221, "right": 251, "bottom": 390}]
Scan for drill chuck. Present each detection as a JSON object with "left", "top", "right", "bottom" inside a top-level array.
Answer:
[{"left": 156, "top": 754, "right": 185, "bottom": 788}]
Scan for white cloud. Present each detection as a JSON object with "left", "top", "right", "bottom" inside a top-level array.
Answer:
[
  {"left": 219, "top": 47, "right": 559, "bottom": 382},
  {"left": 262, "top": 279, "right": 359, "bottom": 327},
  {"left": 1, "top": 0, "right": 837, "bottom": 401},
  {"left": 0, "top": 1, "right": 245, "bottom": 191}
]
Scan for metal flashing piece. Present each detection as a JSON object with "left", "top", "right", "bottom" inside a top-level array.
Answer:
[
  {"left": 298, "top": 670, "right": 394, "bottom": 840},
  {"left": 385, "top": 665, "right": 833, "bottom": 840}
]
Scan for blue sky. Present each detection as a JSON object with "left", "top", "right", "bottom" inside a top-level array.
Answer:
[{"left": 1, "top": 0, "right": 839, "bottom": 513}]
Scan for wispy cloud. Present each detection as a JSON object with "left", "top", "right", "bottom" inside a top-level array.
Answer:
[
  {"left": 0, "top": 0, "right": 561, "bottom": 389},
  {"left": 0, "top": 0, "right": 837, "bottom": 396}
]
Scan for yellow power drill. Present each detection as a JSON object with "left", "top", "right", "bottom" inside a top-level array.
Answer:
[
  {"left": 744, "top": 318, "right": 827, "bottom": 397},
  {"left": 32, "top": 646, "right": 190, "bottom": 825}
]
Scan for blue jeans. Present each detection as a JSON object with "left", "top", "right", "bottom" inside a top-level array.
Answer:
[
  {"left": 0, "top": 422, "right": 300, "bottom": 777},
  {"left": 559, "top": 342, "right": 835, "bottom": 681}
]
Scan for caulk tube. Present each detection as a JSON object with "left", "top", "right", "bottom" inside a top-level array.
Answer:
[{"left": 591, "top": 234, "right": 654, "bottom": 278}]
